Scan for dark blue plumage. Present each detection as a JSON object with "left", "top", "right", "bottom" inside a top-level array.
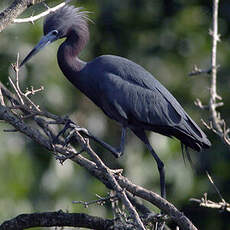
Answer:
[{"left": 20, "top": 5, "right": 211, "bottom": 198}]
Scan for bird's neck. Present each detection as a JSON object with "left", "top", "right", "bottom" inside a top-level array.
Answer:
[{"left": 57, "top": 30, "right": 88, "bottom": 84}]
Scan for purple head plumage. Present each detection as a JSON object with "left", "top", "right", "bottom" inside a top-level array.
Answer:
[{"left": 20, "top": 5, "right": 90, "bottom": 68}]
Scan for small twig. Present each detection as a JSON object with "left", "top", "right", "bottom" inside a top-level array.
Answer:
[
  {"left": 3, "top": 129, "right": 18, "bottom": 132},
  {"left": 188, "top": 65, "right": 212, "bottom": 76},
  {"left": 54, "top": 149, "right": 85, "bottom": 164},
  {"left": 190, "top": 172, "right": 230, "bottom": 213},
  {"left": 14, "top": 0, "right": 72, "bottom": 24},
  {"left": 190, "top": 195, "right": 230, "bottom": 212},
  {"left": 10, "top": 56, "right": 41, "bottom": 111},
  {"left": 24, "top": 86, "right": 44, "bottom": 96},
  {"left": 73, "top": 194, "right": 118, "bottom": 208},
  {"left": 206, "top": 171, "right": 225, "bottom": 203},
  {"left": 194, "top": 98, "right": 209, "bottom": 110},
  {"left": 8, "top": 77, "right": 24, "bottom": 105},
  {"left": 42, "top": 2, "right": 50, "bottom": 10},
  {"left": 0, "top": 87, "right": 5, "bottom": 106}
]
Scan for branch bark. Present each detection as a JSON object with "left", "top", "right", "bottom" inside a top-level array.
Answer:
[
  {"left": 0, "top": 0, "right": 44, "bottom": 32},
  {"left": 14, "top": 0, "right": 72, "bottom": 24},
  {"left": 0, "top": 211, "right": 114, "bottom": 230},
  {"left": 210, "top": 0, "right": 221, "bottom": 132}
]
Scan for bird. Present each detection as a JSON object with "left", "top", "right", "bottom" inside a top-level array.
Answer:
[{"left": 19, "top": 5, "right": 211, "bottom": 198}]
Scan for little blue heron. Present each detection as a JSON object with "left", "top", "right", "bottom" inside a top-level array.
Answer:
[{"left": 20, "top": 5, "right": 211, "bottom": 198}]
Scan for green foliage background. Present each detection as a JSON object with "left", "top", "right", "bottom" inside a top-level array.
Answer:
[{"left": 0, "top": 0, "right": 230, "bottom": 229}]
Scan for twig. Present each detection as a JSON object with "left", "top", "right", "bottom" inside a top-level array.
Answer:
[
  {"left": 3, "top": 129, "right": 18, "bottom": 132},
  {"left": 190, "top": 194, "right": 230, "bottom": 212},
  {"left": 72, "top": 194, "right": 118, "bottom": 208},
  {"left": 0, "top": 0, "right": 45, "bottom": 32},
  {"left": 10, "top": 55, "right": 41, "bottom": 111},
  {"left": 190, "top": 173, "right": 230, "bottom": 213},
  {"left": 206, "top": 172, "right": 225, "bottom": 203},
  {"left": 191, "top": 0, "right": 230, "bottom": 149},
  {"left": 24, "top": 85, "right": 44, "bottom": 96},
  {"left": 188, "top": 65, "right": 212, "bottom": 76},
  {"left": 14, "top": 0, "right": 72, "bottom": 24},
  {"left": 210, "top": 0, "right": 222, "bottom": 132},
  {"left": 0, "top": 87, "right": 5, "bottom": 106}
]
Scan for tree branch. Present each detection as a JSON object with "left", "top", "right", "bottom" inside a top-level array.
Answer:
[
  {"left": 0, "top": 78, "right": 198, "bottom": 229},
  {"left": 13, "top": 0, "right": 72, "bottom": 24},
  {"left": 0, "top": 0, "right": 44, "bottom": 32},
  {"left": 210, "top": 0, "right": 221, "bottom": 133},
  {"left": 0, "top": 210, "right": 114, "bottom": 230}
]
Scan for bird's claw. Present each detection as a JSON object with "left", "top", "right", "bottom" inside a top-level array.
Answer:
[
  {"left": 54, "top": 119, "right": 90, "bottom": 147},
  {"left": 111, "top": 168, "right": 123, "bottom": 174},
  {"left": 113, "top": 149, "right": 123, "bottom": 158}
]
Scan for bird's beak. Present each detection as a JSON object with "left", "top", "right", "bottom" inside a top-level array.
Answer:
[{"left": 19, "top": 30, "right": 59, "bottom": 68}]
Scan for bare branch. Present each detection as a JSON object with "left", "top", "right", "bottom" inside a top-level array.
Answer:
[
  {"left": 188, "top": 64, "right": 212, "bottom": 76},
  {"left": 116, "top": 174, "right": 198, "bottom": 230},
  {"left": 206, "top": 172, "right": 225, "bottom": 203},
  {"left": 73, "top": 194, "right": 118, "bottom": 208},
  {"left": 0, "top": 210, "right": 114, "bottom": 230},
  {"left": 0, "top": 80, "right": 198, "bottom": 229},
  {"left": 14, "top": 0, "right": 72, "bottom": 24},
  {"left": 210, "top": 0, "right": 221, "bottom": 131},
  {"left": 0, "top": 0, "right": 44, "bottom": 32},
  {"left": 190, "top": 193, "right": 230, "bottom": 213},
  {"left": 71, "top": 127, "right": 146, "bottom": 230},
  {"left": 190, "top": 1, "right": 230, "bottom": 150}
]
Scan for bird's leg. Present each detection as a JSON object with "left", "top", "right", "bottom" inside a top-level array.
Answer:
[
  {"left": 145, "top": 142, "right": 166, "bottom": 199},
  {"left": 53, "top": 119, "right": 73, "bottom": 144},
  {"left": 118, "top": 127, "right": 126, "bottom": 156},
  {"left": 86, "top": 127, "right": 126, "bottom": 158},
  {"left": 131, "top": 128, "right": 166, "bottom": 199},
  {"left": 54, "top": 119, "right": 89, "bottom": 145},
  {"left": 55, "top": 120, "right": 126, "bottom": 158},
  {"left": 131, "top": 129, "right": 166, "bottom": 229}
]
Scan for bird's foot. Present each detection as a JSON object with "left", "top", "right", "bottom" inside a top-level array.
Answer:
[
  {"left": 146, "top": 213, "right": 168, "bottom": 230},
  {"left": 111, "top": 168, "right": 123, "bottom": 175},
  {"left": 53, "top": 119, "right": 89, "bottom": 147},
  {"left": 112, "top": 149, "right": 123, "bottom": 158}
]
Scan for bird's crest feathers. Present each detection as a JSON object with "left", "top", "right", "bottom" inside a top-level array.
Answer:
[{"left": 44, "top": 5, "right": 91, "bottom": 37}]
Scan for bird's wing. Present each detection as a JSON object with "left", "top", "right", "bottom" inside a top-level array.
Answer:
[
  {"left": 91, "top": 55, "right": 206, "bottom": 141},
  {"left": 100, "top": 72, "right": 183, "bottom": 127}
]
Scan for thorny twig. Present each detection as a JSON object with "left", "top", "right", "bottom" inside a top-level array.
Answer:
[
  {"left": 188, "top": 64, "right": 213, "bottom": 76},
  {"left": 10, "top": 53, "right": 43, "bottom": 111},
  {"left": 189, "top": 0, "right": 230, "bottom": 214},
  {"left": 190, "top": 173, "right": 230, "bottom": 212},
  {"left": 189, "top": 0, "right": 230, "bottom": 149},
  {"left": 72, "top": 193, "right": 118, "bottom": 208}
]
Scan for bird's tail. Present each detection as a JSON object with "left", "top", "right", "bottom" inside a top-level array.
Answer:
[{"left": 173, "top": 114, "right": 211, "bottom": 152}]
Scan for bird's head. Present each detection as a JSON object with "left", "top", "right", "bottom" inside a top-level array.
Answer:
[{"left": 20, "top": 5, "right": 90, "bottom": 68}]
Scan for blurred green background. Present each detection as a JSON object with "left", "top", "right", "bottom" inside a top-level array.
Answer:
[{"left": 0, "top": 0, "right": 230, "bottom": 229}]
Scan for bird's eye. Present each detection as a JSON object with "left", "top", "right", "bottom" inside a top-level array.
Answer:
[{"left": 52, "top": 30, "right": 58, "bottom": 36}]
